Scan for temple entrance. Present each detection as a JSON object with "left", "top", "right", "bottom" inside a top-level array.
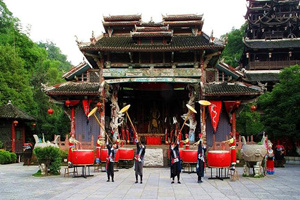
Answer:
[{"left": 105, "top": 82, "right": 200, "bottom": 144}]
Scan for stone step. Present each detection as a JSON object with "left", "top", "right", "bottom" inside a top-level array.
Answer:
[{"left": 285, "top": 156, "right": 300, "bottom": 165}]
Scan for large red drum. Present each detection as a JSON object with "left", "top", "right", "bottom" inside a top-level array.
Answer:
[
  {"left": 119, "top": 148, "right": 134, "bottom": 160},
  {"left": 72, "top": 150, "right": 95, "bottom": 165},
  {"left": 168, "top": 148, "right": 183, "bottom": 159},
  {"left": 100, "top": 149, "right": 120, "bottom": 162},
  {"left": 207, "top": 150, "right": 231, "bottom": 168},
  {"left": 182, "top": 149, "right": 197, "bottom": 163}
]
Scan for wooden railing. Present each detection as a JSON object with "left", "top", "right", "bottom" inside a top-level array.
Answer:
[
  {"left": 213, "top": 135, "right": 256, "bottom": 151},
  {"left": 248, "top": 60, "right": 300, "bottom": 70},
  {"left": 54, "top": 134, "right": 94, "bottom": 151}
]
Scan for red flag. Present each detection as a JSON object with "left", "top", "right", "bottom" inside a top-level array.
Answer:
[
  {"left": 82, "top": 100, "right": 92, "bottom": 118},
  {"left": 208, "top": 101, "right": 222, "bottom": 133}
]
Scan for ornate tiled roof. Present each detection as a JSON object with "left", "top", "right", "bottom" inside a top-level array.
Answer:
[
  {"left": 131, "top": 31, "right": 173, "bottom": 38},
  {"left": 44, "top": 82, "right": 101, "bottom": 96},
  {"left": 204, "top": 82, "right": 262, "bottom": 96},
  {"left": 80, "top": 35, "right": 224, "bottom": 52},
  {"left": 163, "top": 14, "right": 203, "bottom": 21},
  {"left": 62, "top": 62, "right": 91, "bottom": 81},
  {"left": 163, "top": 20, "right": 204, "bottom": 27},
  {"left": 103, "top": 21, "right": 141, "bottom": 27},
  {"left": 139, "top": 22, "right": 164, "bottom": 27},
  {"left": 0, "top": 101, "right": 35, "bottom": 121},
  {"left": 103, "top": 15, "right": 141, "bottom": 22},
  {"left": 243, "top": 38, "right": 300, "bottom": 49},
  {"left": 135, "top": 26, "right": 169, "bottom": 32},
  {"left": 216, "top": 62, "right": 244, "bottom": 79}
]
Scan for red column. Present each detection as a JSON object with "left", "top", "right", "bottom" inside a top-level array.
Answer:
[
  {"left": 11, "top": 121, "right": 16, "bottom": 153},
  {"left": 232, "top": 111, "right": 236, "bottom": 138},
  {"left": 71, "top": 107, "right": 75, "bottom": 134},
  {"left": 100, "top": 89, "right": 105, "bottom": 139}
]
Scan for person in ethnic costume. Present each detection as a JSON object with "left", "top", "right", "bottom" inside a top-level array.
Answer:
[
  {"left": 170, "top": 138, "right": 181, "bottom": 184},
  {"left": 194, "top": 133, "right": 206, "bottom": 183},
  {"left": 96, "top": 135, "right": 103, "bottom": 164},
  {"left": 134, "top": 137, "right": 146, "bottom": 184},
  {"left": 223, "top": 132, "right": 236, "bottom": 170},
  {"left": 106, "top": 138, "right": 118, "bottom": 182},
  {"left": 182, "top": 133, "right": 190, "bottom": 149},
  {"left": 68, "top": 133, "right": 80, "bottom": 166},
  {"left": 266, "top": 141, "right": 275, "bottom": 175}
]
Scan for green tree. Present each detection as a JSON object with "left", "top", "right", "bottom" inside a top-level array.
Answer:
[
  {"left": 220, "top": 24, "right": 246, "bottom": 67},
  {"left": 236, "top": 104, "right": 264, "bottom": 138},
  {"left": 38, "top": 41, "right": 71, "bottom": 73},
  {"left": 0, "top": 45, "right": 36, "bottom": 112},
  {"left": 0, "top": 0, "right": 71, "bottom": 143},
  {"left": 258, "top": 65, "right": 300, "bottom": 140}
]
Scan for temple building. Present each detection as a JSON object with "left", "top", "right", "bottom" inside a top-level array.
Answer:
[
  {"left": 44, "top": 14, "right": 262, "bottom": 152},
  {"left": 0, "top": 101, "right": 36, "bottom": 153},
  {"left": 240, "top": 0, "right": 300, "bottom": 91}
]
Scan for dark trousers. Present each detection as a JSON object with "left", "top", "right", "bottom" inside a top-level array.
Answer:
[
  {"left": 107, "top": 162, "right": 114, "bottom": 180},
  {"left": 171, "top": 162, "right": 180, "bottom": 181}
]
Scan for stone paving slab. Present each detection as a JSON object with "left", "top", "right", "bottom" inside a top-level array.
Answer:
[{"left": 0, "top": 163, "right": 299, "bottom": 199}]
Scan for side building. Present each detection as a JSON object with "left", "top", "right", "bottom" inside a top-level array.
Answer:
[{"left": 240, "top": 0, "right": 300, "bottom": 91}]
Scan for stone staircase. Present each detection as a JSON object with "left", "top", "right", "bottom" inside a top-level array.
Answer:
[{"left": 285, "top": 156, "right": 300, "bottom": 165}]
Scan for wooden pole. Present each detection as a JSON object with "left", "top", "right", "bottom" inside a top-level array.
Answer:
[
  {"left": 180, "top": 111, "right": 191, "bottom": 133},
  {"left": 125, "top": 112, "right": 138, "bottom": 138},
  {"left": 93, "top": 113, "right": 112, "bottom": 143}
]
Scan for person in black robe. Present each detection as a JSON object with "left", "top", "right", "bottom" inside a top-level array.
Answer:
[
  {"left": 170, "top": 138, "right": 181, "bottom": 184},
  {"left": 106, "top": 139, "right": 118, "bottom": 182},
  {"left": 194, "top": 133, "right": 206, "bottom": 183},
  {"left": 134, "top": 137, "right": 146, "bottom": 184}
]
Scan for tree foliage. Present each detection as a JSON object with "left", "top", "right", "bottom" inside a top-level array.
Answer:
[
  {"left": 258, "top": 65, "right": 300, "bottom": 140},
  {"left": 220, "top": 24, "right": 246, "bottom": 67},
  {"left": 33, "top": 147, "right": 61, "bottom": 175},
  {"left": 0, "top": 0, "right": 72, "bottom": 143},
  {"left": 236, "top": 104, "right": 264, "bottom": 139}
]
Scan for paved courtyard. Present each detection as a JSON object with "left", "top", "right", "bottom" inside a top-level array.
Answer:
[{"left": 0, "top": 163, "right": 300, "bottom": 200}]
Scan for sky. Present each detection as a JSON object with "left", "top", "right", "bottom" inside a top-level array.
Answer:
[{"left": 4, "top": 0, "right": 247, "bottom": 66}]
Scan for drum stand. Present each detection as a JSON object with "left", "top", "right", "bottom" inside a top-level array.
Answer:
[{"left": 208, "top": 167, "right": 230, "bottom": 181}]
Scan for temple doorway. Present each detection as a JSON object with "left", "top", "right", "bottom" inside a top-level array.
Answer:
[{"left": 106, "top": 82, "right": 200, "bottom": 143}]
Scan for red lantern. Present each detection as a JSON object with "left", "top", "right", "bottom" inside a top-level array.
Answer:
[
  {"left": 13, "top": 120, "right": 18, "bottom": 126},
  {"left": 250, "top": 105, "right": 257, "bottom": 112},
  {"left": 235, "top": 101, "right": 241, "bottom": 107},
  {"left": 48, "top": 108, "right": 54, "bottom": 115},
  {"left": 65, "top": 100, "right": 71, "bottom": 107},
  {"left": 96, "top": 102, "right": 102, "bottom": 108},
  {"left": 32, "top": 123, "right": 36, "bottom": 128}
]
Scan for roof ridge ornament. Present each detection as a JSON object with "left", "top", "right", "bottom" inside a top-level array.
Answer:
[
  {"left": 90, "top": 31, "right": 97, "bottom": 45},
  {"left": 209, "top": 30, "right": 215, "bottom": 43}
]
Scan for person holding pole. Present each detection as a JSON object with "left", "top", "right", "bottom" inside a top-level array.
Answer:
[
  {"left": 170, "top": 136, "right": 181, "bottom": 184},
  {"left": 106, "top": 138, "right": 118, "bottom": 182},
  {"left": 134, "top": 137, "right": 146, "bottom": 184},
  {"left": 193, "top": 133, "right": 206, "bottom": 183}
]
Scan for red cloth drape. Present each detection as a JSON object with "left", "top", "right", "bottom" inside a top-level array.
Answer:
[
  {"left": 82, "top": 100, "right": 92, "bottom": 118},
  {"left": 208, "top": 101, "right": 222, "bottom": 133}
]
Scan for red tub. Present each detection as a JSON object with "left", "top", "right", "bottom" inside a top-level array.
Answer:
[
  {"left": 207, "top": 150, "right": 231, "bottom": 168},
  {"left": 72, "top": 150, "right": 95, "bottom": 165},
  {"left": 182, "top": 149, "right": 197, "bottom": 163},
  {"left": 100, "top": 149, "right": 120, "bottom": 162},
  {"left": 119, "top": 148, "right": 134, "bottom": 160}
]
